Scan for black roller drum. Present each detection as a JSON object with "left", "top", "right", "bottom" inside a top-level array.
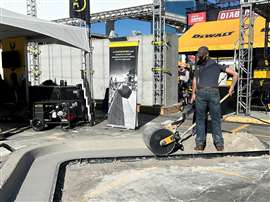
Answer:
[
  {"left": 118, "top": 85, "right": 132, "bottom": 99},
  {"left": 143, "top": 124, "right": 176, "bottom": 156}
]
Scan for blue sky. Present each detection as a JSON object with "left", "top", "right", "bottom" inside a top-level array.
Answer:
[{"left": 0, "top": 0, "right": 195, "bottom": 36}]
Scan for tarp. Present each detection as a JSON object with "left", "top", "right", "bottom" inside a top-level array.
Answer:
[
  {"left": 178, "top": 16, "right": 268, "bottom": 53},
  {"left": 0, "top": 8, "right": 90, "bottom": 51}
]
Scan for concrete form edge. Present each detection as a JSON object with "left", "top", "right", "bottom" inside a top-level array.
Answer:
[
  {"left": 224, "top": 115, "right": 270, "bottom": 125},
  {"left": 0, "top": 142, "right": 151, "bottom": 201},
  {"left": 0, "top": 139, "right": 269, "bottom": 201}
]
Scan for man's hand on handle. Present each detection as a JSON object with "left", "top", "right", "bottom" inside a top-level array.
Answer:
[
  {"left": 225, "top": 66, "right": 238, "bottom": 97},
  {"left": 228, "top": 88, "right": 234, "bottom": 96},
  {"left": 191, "top": 78, "right": 197, "bottom": 104},
  {"left": 190, "top": 93, "right": 196, "bottom": 104}
]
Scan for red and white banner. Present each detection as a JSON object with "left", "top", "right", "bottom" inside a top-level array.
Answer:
[
  {"left": 218, "top": 9, "right": 253, "bottom": 20},
  {"left": 188, "top": 12, "right": 206, "bottom": 26},
  {"left": 218, "top": 9, "right": 240, "bottom": 20}
]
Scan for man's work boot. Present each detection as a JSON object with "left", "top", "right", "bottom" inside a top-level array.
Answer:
[
  {"left": 203, "top": 141, "right": 206, "bottom": 150},
  {"left": 215, "top": 146, "right": 224, "bottom": 151},
  {"left": 194, "top": 145, "right": 204, "bottom": 151}
]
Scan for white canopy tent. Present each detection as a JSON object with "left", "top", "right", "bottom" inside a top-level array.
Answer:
[
  {"left": 0, "top": 7, "right": 90, "bottom": 52},
  {"left": 0, "top": 8, "right": 93, "bottom": 122}
]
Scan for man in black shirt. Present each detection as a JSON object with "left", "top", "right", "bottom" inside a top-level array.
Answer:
[{"left": 191, "top": 46, "right": 238, "bottom": 151}]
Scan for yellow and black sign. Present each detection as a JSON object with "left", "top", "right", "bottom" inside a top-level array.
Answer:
[
  {"left": 179, "top": 16, "right": 269, "bottom": 52},
  {"left": 69, "top": 0, "right": 90, "bottom": 22},
  {"left": 1, "top": 37, "right": 26, "bottom": 87},
  {"left": 192, "top": 31, "right": 234, "bottom": 39},
  {"left": 254, "top": 70, "right": 270, "bottom": 79}
]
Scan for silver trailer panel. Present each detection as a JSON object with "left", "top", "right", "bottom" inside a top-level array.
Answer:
[
  {"left": 92, "top": 34, "right": 178, "bottom": 106},
  {"left": 39, "top": 34, "right": 178, "bottom": 107}
]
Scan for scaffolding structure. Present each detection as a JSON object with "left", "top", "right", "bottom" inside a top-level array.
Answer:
[
  {"left": 53, "top": 2, "right": 185, "bottom": 106},
  {"left": 26, "top": 0, "right": 37, "bottom": 17},
  {"left": 26, "top": 0, "right": 41, "bottom": 85},
  {"left": 56, "top": 4, "right": 185, "bottom": 31},
  {"left": 90, "top": 3, "right": 185, "bottom": 30},
  {"left": 152, "top": 0, "right": 166, "bottom": 105},
  {"left": 237, "top": 3, "right": 254, "bottom": 115},
  {"left": 237, "top": 0, "right": 270, "bottom": 115},
  {"left": 53, "top": 18, "right": 86, "bottom": 27},
  {"left": 91, "top": 1, "right": 184, "bottom": 105}
]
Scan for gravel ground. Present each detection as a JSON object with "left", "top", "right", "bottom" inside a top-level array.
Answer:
[{"left": 180, "top": 132, "right": 267, "bottom": 153}]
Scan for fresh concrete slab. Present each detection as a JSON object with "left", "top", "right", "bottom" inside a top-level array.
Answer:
[{"left": 62, "top": 156, "right": 270, "bottom": 202}]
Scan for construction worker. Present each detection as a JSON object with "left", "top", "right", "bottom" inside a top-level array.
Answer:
[
  {"left": 178, "top": 62, "right": 190, "bottom": 103},
  {"left": 191, "top": 46, "right": 238, "bottom": 151},
  {"left": 178, "top": 62, "right": 190, "bottom": 84}
]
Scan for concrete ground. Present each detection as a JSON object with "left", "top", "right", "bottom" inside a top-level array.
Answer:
[
  {"left": 0, "top": 111, "right": 269, "bottom": 158},
  {"left": 0, "top": 112, "right": 269, "bottom": 201},
  {"left": 2, "top": 112, "right": 269, "bottom": 156}
]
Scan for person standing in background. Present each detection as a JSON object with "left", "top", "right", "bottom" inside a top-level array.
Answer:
[{"left": 178, "top": 62, "right": 190, "bottom": 102}]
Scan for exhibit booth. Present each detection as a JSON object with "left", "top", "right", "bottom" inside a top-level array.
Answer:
[{"left": 178, "top": 16, "right": 270, "bottom": 113}]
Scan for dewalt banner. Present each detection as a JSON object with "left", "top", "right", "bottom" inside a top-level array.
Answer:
[
  {"left": 69, "top": 0, "right": 90, "bottom": 22},
  {"left": 179, "top": 16, "right": 268, "bottom": 52}
]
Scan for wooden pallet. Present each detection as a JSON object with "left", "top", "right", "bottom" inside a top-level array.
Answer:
[
  {"left": 137, "top": 103, "right": 182, "bottom": 115},
  {"left": 160, "top": 103, "right": 182, "bottom": 115}
]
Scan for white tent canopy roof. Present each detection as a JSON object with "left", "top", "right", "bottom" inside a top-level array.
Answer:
[{"left": 0, "top": 8, "right": 90, "bottom": 51}]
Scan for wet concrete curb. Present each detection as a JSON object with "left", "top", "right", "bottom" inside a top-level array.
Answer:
[{"left": 0, "top": 139, "right": 152, "bottom": 202}]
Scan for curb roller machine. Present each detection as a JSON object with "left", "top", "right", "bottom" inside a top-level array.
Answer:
[{"left": 143, "top": 94, "right": 230, "bottom": 156}]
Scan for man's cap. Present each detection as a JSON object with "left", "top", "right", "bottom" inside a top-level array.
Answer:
[{"left": 197, "top": 46, "right": 209, "bottom": 57}]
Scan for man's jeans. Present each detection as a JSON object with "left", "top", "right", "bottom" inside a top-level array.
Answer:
[{"left": 195, "top": 88, "right": 224, "bottom": 147}]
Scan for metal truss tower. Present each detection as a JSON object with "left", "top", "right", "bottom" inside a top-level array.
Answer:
[
  {"left": 55, "top": 2, "right": 185, "bottom": 108},
  {"left": 26, "top": 0, "right": 41, "bottom": 85},
  {"left": 90, "top": 4, "right": 185, "bottom": 30},
  {"left": 57, "top": 3, "right": 185, "bottom": 107},
  {"left": 237, "top": 0, "right": 270, "bottom": 115},
  {"left": 237, "top": 3, "right": 254, "bottom": 115},
  {"left": 152, "top": 0, "right": 166, "bottom": 105},
  {"left": 26, "top": 0, "right": 37, "bottom": 17}
]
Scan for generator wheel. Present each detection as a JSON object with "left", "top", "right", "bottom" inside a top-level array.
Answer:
[
  {"left": 143, "top": 124, "right": 177, "bottom": 156},
  {"left": 32, "top": 118, "right": 45, "bottom": 131}
]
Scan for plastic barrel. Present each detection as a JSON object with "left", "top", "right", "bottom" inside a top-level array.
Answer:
[{"left": 143, "top": 124, "right": 176, "bottom": 156}]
